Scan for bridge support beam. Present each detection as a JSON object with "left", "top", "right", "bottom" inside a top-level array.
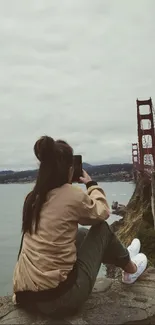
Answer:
[
  {"left": 137, "top": 98, "right": 155, "bottom": 171},
  {"left": 132, "top": 143, "right": 138, "bottom": 181},
  {"left": 151, "top": 171, "right": 155, "bottom": 229},
  {"left": 132, "top": 143, "right": 138, "bottom": 167}
]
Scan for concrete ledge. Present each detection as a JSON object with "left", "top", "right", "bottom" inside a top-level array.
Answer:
[{"left": 0, "top": 268, "right": 155, "bottom": 325}]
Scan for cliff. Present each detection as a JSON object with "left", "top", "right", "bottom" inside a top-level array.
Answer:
[
  {"left": 0, "top": 268, "right": 155, "bottom": 325},
  {"left": 115, "top": 175, "right": 155, "bottom": 266}
]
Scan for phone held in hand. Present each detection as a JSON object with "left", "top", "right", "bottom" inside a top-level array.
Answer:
[{"left": 72, "top": 155, "right": 83, "bottom": 183}]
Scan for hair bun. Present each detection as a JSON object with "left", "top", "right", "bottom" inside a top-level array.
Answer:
[{"left": 34, "top": 136, "right": 55, "bottom": 162}]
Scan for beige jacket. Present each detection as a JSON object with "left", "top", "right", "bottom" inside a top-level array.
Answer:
[{"left": 13, "top": 183, "right": 110, "bottom": 293}]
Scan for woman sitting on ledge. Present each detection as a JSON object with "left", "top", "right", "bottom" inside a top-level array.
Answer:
[{"left": 13, "top": 136, "right": 147, "bottom": 316}]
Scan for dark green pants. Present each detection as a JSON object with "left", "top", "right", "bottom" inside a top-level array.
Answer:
[{"left": 37, "top": 221, "right": 130, "bottom": 315}]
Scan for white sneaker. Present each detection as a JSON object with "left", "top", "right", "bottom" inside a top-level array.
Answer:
[
  {"left": 122, "top": 253, "right": 147, "bottom": 284},
  {"left": 127, "top": 238, "right": 141, "bottom": 258}
]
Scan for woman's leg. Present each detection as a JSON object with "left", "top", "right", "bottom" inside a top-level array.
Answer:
[
  {"left": 75, "top": 221, "right": 133, "bottom": 293},
  {"left": 75, "top": 226, "right": 134, "bottom": 272},
  {"left": 75, "top": 227, "right": 88, "bottom": 251},
  {"left": 37, "top": 222, "right": 136, "bottom": 316},
  {"left": 75, "top": 223, "right": 146, "bottom": 289}
]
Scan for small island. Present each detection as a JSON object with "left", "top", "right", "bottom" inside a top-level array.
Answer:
[{"left": 0, "top": 163, "right": 133, "bottom": 184}]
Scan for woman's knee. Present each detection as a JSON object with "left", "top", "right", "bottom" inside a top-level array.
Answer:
[
  {"left": 78, "top": 227, "right": 88, "bottom": 236},
  {"left": 88, "top": 220, "right": 114, "bottom": 241},
  {"left": 76, "top": 227, "right": 88, "bottom": 250},
  {"left": 77, "top": 227, "right": 89, "bottom": 239},
  {"left": 91, "top": 220, "right": 110, "bottom": 232}
]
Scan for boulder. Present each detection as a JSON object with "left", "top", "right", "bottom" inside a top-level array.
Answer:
[{"left": 0, "top": 267, "right": 155, "bottom": 325}]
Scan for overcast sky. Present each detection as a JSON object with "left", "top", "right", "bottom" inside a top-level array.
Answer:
[{"left": 0, "top": 0, "right": 154, "bottom": 169}]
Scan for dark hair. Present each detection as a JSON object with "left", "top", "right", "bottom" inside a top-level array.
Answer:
[{"left": 22, "top": 136, "right": 73, "bottom": 234}]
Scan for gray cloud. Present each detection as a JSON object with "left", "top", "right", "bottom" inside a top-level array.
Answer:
[{"left": 0, "top": 0, "right": 154, "bottom": 169}]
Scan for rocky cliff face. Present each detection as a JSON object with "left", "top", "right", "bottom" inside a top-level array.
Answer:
[
  {"left": 0, "top": 268, "right": 155, "bottom": 325},
  {"left": 115, "top": 175, "right": 155, "bottom": 266}
]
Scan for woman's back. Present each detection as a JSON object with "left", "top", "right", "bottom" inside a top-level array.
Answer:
[
  {"left": 13, "top": 135, "right": 110, "bottom": 305},
  {"left": 13, "top": 184, "right": 85, "bottom": 292}
]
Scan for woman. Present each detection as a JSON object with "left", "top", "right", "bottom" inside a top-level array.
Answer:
[{"left": 13, "top": 136, "right": 147, "bottom": 316}]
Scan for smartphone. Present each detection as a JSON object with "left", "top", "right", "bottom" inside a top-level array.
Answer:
[{"left": 72, "top": 155, "right": 83, "bottom": 183}]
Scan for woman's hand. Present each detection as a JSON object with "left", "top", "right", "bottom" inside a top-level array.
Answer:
[{"left": 80, "top": 170, "right": 92, "bottom": 185}]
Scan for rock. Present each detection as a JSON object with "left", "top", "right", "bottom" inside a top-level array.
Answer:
[
  {"left": 0, "top": 268, "right": 155, "bottom": 325},
  {"left": 112, "top": 207, "right": 126, "bottom": 217},
  {"left": 110, "top": 218, "right": 125, "bottom": 233}
]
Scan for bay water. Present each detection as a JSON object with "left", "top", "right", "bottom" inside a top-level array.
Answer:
[{"left": 0, "top": 181, "right": 135, "bottom": 296}]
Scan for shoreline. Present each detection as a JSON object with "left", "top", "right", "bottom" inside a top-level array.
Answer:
[
  {"left": 0, "top": 180, "right": 133, "bottom": 184},
  {"left": 0, "top": 164, "right": 133, "bottom": 184},
  {"left": 0, "top": 177, "right": 134, "bottom": 185}
]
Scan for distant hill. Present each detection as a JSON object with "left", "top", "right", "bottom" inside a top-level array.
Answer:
[
  {"left": 82, "top": 162, "right": 92, "bottom": 169},
  {"left": 86, "top": 163, "right": 132, "bottom": 174},
  {"left": 0, "top": 163, "right": 133, "bottom": 183},
  {"left": 0, "top": 170, "right": 14, "bottom": 175}
]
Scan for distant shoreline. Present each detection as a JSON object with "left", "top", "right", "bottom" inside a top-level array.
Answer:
[
  {"left": 1, "top": 177, "right": 133, "bottom": 185},
  {"left": 0, "top": 163, "right": 133, "bottom": 184}
]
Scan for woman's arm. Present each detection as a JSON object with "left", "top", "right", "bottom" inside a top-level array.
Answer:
[{"left": 78, "top": 172, "right": 110, "bottom": 225}]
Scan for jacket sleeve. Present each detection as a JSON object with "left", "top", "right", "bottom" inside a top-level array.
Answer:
[{"left": 78, "top": 181, "right": 110, "bottom": 226}]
